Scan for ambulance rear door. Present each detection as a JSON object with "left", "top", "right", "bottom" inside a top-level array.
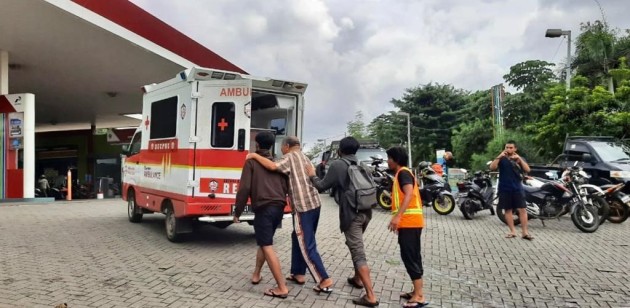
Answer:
[{"left": 191, "top": 79, "right": 252, "bottom": 198}]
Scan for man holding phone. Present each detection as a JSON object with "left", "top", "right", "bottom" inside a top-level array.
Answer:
[{"left": 489, "top": 140, "right": 533, "bottom": 240}]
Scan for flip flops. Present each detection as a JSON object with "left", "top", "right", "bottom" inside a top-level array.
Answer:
[
  {"left": 400, "top": 292, "right": 414, "bottom": 299},
  {"left": 402, "top": 300, "right": 430, "bottom": 307},
  {"left": 347, "top": 277, "right": 364, "bottom": 289},
  {"left": 313, "top": 285, "right": 333, "bottom": 294},
  {"left": 352, "top": 295, "right": 379, "bottom": 307},
  {"left": 251, "top": 276, "right": 262, "bottom": 285},
  {"left": 285, "top": 275, "right": 305, "bottom": 285},
  {"left": 522, "top": 234, "right": 534, "bottom": 241},
  {"left": 263, "top": 289, "right": 288, "bottom": 299},
  {"left": 505, "top": 234, "right": 517, "bottom": 238}
]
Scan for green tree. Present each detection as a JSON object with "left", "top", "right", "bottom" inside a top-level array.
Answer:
[
  {"left": 572, "top": 20, "right": 618, "bottom": 92},
  {"left": 367, "top": 112, "right": 406, "bottom": 148},
  {"left": 391, "top": 83, "right": 469, "bottom": 163},
  {"left": 347, "top": 111, "right": 368, "bottom": 139},
  {"left": 503, "top": 60, "right": 557, "bottom": 95},
  {"left": 469, "top": 130, "right": 543, "bottom": 171},
  {"left": 304, "top": 141, "right": 327, "bottom": 160},
  {"left": 501, "top": 60, "right": 559, "bottom": 129},
  {"left": 451, "top": 118, "right": 494, "bottom": 169},
  {"left": 454, "top": 90, "right": 492, "bottom": 124},
  {"left": 533, "top": 75, "right": 624, "bottom": 157}
]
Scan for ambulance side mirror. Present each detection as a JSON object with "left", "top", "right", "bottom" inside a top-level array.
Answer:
[{"left": 121, "top": 144, "right": 130, "bottom": 156}]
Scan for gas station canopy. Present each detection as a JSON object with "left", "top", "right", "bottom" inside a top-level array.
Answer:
[{"left": 1, "top": 0, "right": 245, "bottom": 132}]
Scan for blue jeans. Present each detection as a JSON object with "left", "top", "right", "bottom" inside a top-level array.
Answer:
[{"left": 291, "top": 207, "right": 329, "bottom": 283}]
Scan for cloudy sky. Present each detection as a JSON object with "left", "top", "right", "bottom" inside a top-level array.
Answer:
[{"left": 131, "top": 0, "right": 629, "bottom": 150}]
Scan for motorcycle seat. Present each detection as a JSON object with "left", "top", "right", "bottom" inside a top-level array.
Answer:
[{"left": 522, "top": 185, "right": 540, "bottom": 194}]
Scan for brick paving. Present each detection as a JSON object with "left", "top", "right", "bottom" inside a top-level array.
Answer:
[{"left": 0, "top": 196, "right": 629, "bottom": 308}]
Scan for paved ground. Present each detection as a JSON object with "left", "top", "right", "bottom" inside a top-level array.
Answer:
[{"left": 0, "top": 195, "right": 629, "bottom": 308}]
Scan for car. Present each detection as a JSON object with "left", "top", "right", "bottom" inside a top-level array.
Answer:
[{"left": 325, "top": 140, "right": 387, "bottom": 202}]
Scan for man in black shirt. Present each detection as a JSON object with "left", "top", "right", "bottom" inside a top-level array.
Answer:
[
  {"left": 307, "top": 137, "right": 379, "bottom": 307},
  {"left": 489, "top": 140, "right": 532, "bottom": 240}
]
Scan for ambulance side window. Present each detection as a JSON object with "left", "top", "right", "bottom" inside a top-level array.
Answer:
[
  {"left": 129, "top": 132, "right": 142, "bottom": 156},
  {"left": 150, "top": 96, "right": 178, "bottom": 139},
  {"left": 270, "top": 118, "right": 286, "bottom": 135},
  {"left": 211, "top": 102, "right": 235, "bottom": 148}
]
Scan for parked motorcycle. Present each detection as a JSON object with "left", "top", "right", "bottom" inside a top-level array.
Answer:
[
  {"left": 497, "top": 157, "right": 601, "bottom": 233},
  {"left": 371, "top": 156, "right": 394, "bottom": 210},
  {"left": 457, "top": 170, "right": 496, "bottom": 219},
  {"left": 601, "top": 183, "right": 630, "bottom": 223},
  {"left": 417, "top": 161, "right": 455, "bottom": 215},
  {"left": 561, "top": 167, "right": 610, "bottom": 225}
]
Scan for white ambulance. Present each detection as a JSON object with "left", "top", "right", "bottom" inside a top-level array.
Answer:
[{"left": 121, "top": 67, "right": 306, "bottom": 242}]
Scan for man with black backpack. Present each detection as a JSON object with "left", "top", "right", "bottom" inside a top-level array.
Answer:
[{"left": 307, "top": 136, "right": 380, "bottom": 307}]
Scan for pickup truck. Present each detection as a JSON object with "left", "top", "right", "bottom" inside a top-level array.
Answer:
[{"left": 528, "top": 136, "right": 630, "bottom": 193}]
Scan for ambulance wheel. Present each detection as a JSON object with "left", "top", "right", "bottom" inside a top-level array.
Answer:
[
  {"left": 127, "top": 190, "right": 143, "bottom": 223},
  {"left": 164, "top": 203, "right": 186, "bottom": 242}
]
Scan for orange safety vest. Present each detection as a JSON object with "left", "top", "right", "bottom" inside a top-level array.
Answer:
[{"left": 391, "top": 167, "right": 424, "bottom": 228}]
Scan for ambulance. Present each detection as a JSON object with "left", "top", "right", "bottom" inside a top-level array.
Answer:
[{"left": 121, "top": 67, "right": 306, "bottom": 242}]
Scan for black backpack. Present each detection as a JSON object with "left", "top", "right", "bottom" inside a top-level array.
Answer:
[{"left": 341, "top": 158, "right": 377, "bottom": 211}]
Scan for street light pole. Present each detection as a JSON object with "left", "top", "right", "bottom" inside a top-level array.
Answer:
[
  {"left": 545, "top": 28, "right": 572, "bottom": 90},
  {"left": 397, "top": 112, "right": 412, "bottom": 168}
]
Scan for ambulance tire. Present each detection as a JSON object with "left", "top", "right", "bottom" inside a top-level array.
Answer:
[
  {"left": 164, "top": 203, "right": 189, "bottom": 243},
  {"left": 127, "top": 190, "right": 143, "bottom": 223}
]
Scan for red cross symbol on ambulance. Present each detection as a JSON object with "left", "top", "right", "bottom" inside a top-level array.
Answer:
[
  {"left": 217, "top": 118, "right": 229, "bottom": 131},
  {"left": 144, "top": 116, "right": 150, "bottom": 130}
]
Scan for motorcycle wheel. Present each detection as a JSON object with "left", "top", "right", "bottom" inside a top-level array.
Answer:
[
  {"left": 591, "top": 196, "right": 610, "bottom": 225},
  {"left": 606, "top": 198, "right": 629, "bottom": 224},
  {"left": 571, "top": 203, "right": 600, "bottom": 233},
  {"left": 497, "top": 208, "right": 521, "bottom": 226},
  {"left": 433, "top": 194, "right": 455, "bottom": 215},
  {"left": 377, "top": 188, "right": 392, "bottom": 211},
  {"left": 460, "top": 200, "right": 475, "bottom": 220}
]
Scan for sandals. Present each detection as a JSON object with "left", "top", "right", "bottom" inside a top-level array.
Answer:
[
  {"left": 403, "top": 301, "right": 429, "bottom": 308},
  {"left": 347, "top": 277, "right": 364, "bottom": 289},
  {"left": 352, "top": 295, "right": 379, "bottom": 307},
  {"left": 313, "top": 285, "right": 333, "bottom": 294},
  {"left": 400, "top": 291, "right": 414, "bottom": 299},
  {"left": 505, "top": 234, "right": 517, "bottom": 238},
  {"left": 251, "top": 276, "right": 262, "bottom": 285},
  {"left": 285, "top": 275, "right": 305, "bottom": 285},
  {"left": 263, "top": 289, "right": 288, "bottom": 299},
  {"left": 522, "top": 234, "right": 534, "bottom": 241},
  {"left": 403, "top": 300, "right": 430, "bottom": 307}
]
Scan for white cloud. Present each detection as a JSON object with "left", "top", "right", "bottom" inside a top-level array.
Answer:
[{"left": 130, "top": 0, "right": 630, "bottom": 149}]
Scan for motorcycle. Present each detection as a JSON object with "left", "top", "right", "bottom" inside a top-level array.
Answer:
[
  {"left": 601, "top": 183, "right": 630, "bottom": 223},
  {"left": 457, "top": 170, "right": 496, "bottom": 219},
  {"left": 561, "top": 167, "right": 610, "bottom": 225},
  {"left": 370, "top": 156, "right": 394, "bottom": 210},
  {"left": 498, "top": 157, "right": 601, "bottom": 233},
  {"left": 417, "top": 161, "right": 456, "bottom": 215}
]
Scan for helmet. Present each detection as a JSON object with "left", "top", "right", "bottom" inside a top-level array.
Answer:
[{"left": 417, "top": 161, "right": 431, "bottom": 170}]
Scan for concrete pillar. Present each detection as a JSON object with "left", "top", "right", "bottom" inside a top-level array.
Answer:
[
  {"left": 1, "top": 50, "right": 8, "bottom": 95},
  {"left": 22, "top": 94, "right": 35, "bottom": 198}
]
